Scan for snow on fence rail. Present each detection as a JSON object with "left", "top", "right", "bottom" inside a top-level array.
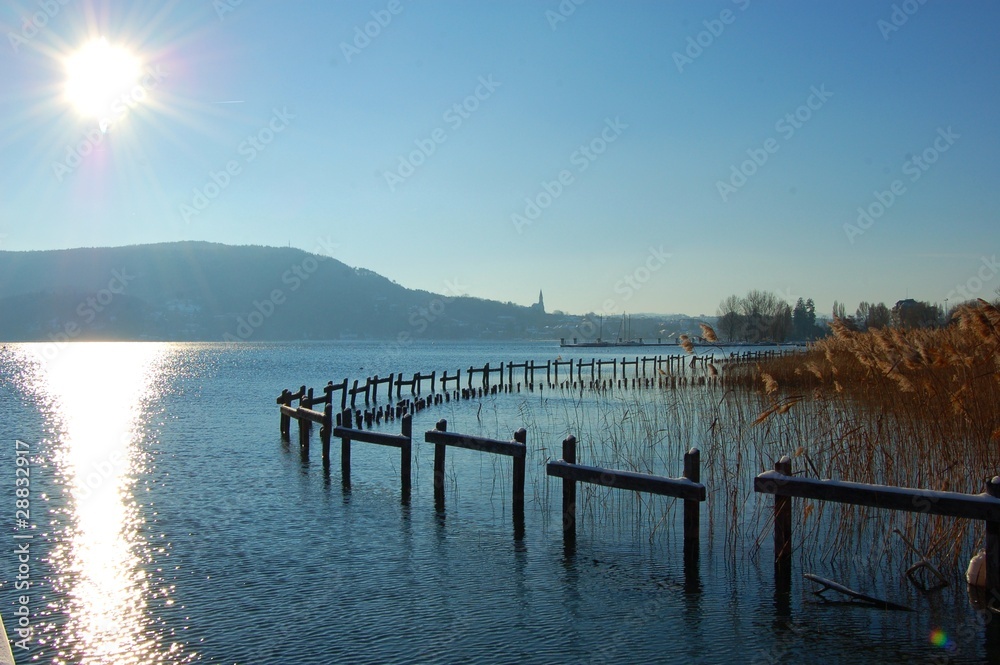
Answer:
[{"left": 755, "top": 456, "right": 1000, "bottom": 597}]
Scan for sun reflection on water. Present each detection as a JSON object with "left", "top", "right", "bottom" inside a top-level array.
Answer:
[{"left": 27, "top": 342, "right": 191, "bottom": 664}]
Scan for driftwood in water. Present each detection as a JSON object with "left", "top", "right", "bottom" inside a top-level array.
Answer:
[
  {"left": 893, "top": 528, "right": 949, "bottom": 592},
  {"left": 804, "top": 573, "right": 913, "bottom": 612}
]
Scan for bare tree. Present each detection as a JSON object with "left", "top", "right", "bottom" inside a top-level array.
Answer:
[{"left": 716, "top": 294, "right": 743, "bottom": 342}]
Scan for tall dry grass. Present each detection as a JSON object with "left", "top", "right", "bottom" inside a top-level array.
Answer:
[{"left": 727, "top": 299, "right": 1000, "bottom": 571}]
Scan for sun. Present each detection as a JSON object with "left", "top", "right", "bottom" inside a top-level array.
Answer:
[{"left": 64, "top": 38, "right": 141, "bottom": 121}]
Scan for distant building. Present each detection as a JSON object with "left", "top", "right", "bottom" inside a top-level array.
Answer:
[{"left": 532, "top": 290, "right": 545, "bottom": 314}]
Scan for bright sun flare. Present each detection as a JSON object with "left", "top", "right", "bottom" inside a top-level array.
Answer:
[{"left": 64, "top": 38, "right": 141, "bottom": 120}]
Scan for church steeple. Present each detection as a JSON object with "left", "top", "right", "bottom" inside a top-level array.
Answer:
[{"left": 537, "top": 290, "right": 545, "bottom": 314}]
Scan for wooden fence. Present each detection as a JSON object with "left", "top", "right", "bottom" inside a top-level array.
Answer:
[
  {"left": 334, "top": 410, "right": 413, "bottom": 501},
  {"left": 275, "top": 388, "right": 1000, "bottom": 606},
  {"left": 547, "top": 436, "right": 705, "bottom": 559},
  {"left": 755, "top": 455, "right": 1000, "bottom": 597},
  {"left": 425, "top": 419, "right": 526, "bottom": 517}
]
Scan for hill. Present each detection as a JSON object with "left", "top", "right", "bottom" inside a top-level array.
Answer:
[{"left": 0, "top": 242, "right": 553, "bottom": 341}]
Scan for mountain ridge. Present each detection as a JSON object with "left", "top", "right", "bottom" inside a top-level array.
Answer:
[{"left": 0, "top": 241, "right": 553, "bottom": 341}]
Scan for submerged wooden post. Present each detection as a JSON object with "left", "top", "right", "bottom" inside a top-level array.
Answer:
[
  {"left": 683, "top": 447, "right": 701, "bottom": 561},
  {"left": 562, "top": 435, "right": 577, "bottom": 542},
  {"left": 340, "top": 408, "right": 352, "bottom": 486},
  {"left": 986, "top": 477, "right": 1000, "bottom": 599},
  {"left": 297, "top": 392, "right": 310, "bottom": 451},
  {"left": 278, "top": 389, "right": 291, "bottom": 438},
  {"left": 774, "top": 456, "right": 793, "bottom": 573},
  {"left": 321, "top": 402, "right": 333, "bottom": 466},
  {"left": 512, "top": 428, "right": 526, "bottom": 518},
  {"left": 302, "top": 388, "right": 314, "bottom": 437},
  {"left": 401, "top": 414, "right": 413, "bottom": 502},
  {"left": 433, "top": 419, "right": 447, "bottom": 509}
]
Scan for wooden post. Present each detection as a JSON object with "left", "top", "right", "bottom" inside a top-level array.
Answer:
[
  {"left": 321, "top": 402, "right": 333, "bottom": 466},
  {"left": 278, "top": 389, "right": 291, "bottom": 438},
  {"left": 340, "top": 408, "right": 352, "bottom": 487},
  {"left": 562, "top": 435, "right": 577, "bottom": 543},
  {"left": 774, "top": 456, "right": 793, "bottom": 574},
  {"left": 683, "top": 447, "right": 700, "bottom": 561},
  {"left": 512, "top": 428, "right": 526, "bottom": 518},
  {"left": 433, "top": 419, "right": 447, "bottom": 510},
  {"left": 986, "top": 476, "right": 1000, "bottom": 599},
  {"left": 400, "top": 414, "right": 413, "bottom": 503},
  {"left": 297, "top": 406, "right": 309, "bottom": 451}
]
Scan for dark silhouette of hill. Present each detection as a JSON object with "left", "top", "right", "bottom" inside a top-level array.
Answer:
[{"left": 0, "top": 242, "right": 552, "bottom": 341}]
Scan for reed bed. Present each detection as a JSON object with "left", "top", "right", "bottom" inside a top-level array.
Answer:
[{"left": 725, "top": 299, "right": 1000, "bottom": 577}]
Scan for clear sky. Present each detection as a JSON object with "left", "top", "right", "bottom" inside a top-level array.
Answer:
[{"left": 1, "top": 0, "right": 997, "bottom": 318}]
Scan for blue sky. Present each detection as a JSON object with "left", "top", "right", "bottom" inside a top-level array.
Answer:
[{"left": 0, "top": 0, "right": 997, "bottom": 317}]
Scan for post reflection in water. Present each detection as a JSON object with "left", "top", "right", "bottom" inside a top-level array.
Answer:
[{"left": 31, "top": 343, "right": 188, "bottom": 665}]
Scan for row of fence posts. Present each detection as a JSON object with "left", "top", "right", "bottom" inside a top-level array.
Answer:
[
  {"left": 274, "top": 387, "right": 1000, "bottom": 653},
  {"left": 277, "top": 393, "right": 707, "bottom": 559},
  {"left": 288, "top": 351, "right": 800, "bottom": 410},
  {"left": 275, "top": 385, "right": 1000, "bottom": 651},
  {"left": 274, "top": 352, "right": 804, "bottom": 431}
]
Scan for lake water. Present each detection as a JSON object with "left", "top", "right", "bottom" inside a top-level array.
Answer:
[{"left": 0, "top": 340, "right": 992, "bottom": 663}]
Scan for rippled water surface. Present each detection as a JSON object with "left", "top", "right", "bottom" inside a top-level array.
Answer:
[{"left": 0, "top": 341, "right": 992, "bottom": 663}]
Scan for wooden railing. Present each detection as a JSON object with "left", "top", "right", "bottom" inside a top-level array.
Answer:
[{"left": 755, "top": 455, "right": 1000, "bottom": 596}]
